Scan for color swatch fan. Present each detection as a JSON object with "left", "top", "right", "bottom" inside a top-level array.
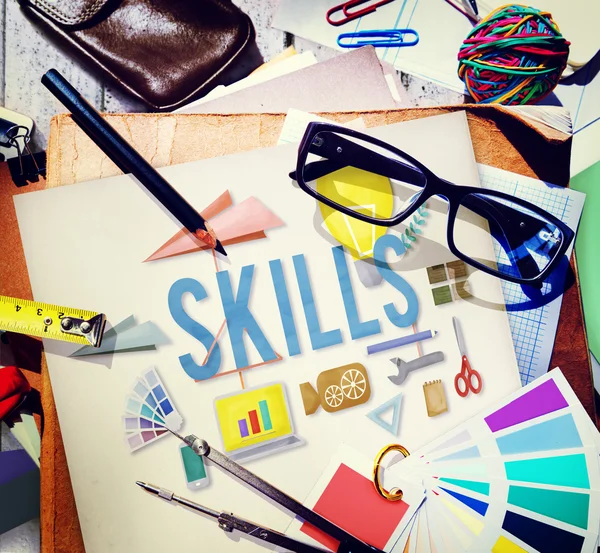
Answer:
[
  {"left": 124, "top": 367, "right": 183, "bottom": 452},
  {"left": 395, "top": 370, "right": 600, "bottom": 553}
]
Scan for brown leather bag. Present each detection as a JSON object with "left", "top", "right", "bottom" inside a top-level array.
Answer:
[{"left": 19, "top": 0, "right": 262, "bottom": 110}]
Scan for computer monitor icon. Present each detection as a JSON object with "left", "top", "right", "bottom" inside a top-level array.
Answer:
[{"left": 214, "top": 382, "right": 304, "bottom": 462}]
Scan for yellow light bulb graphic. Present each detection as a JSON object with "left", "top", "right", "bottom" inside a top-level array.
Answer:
[{"left": 317, "top": 166, "right": 394, "bottom": 262}]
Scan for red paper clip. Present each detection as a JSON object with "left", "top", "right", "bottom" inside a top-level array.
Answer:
[{"left": 326, "top": 0, "right": 396, "bottom": 26}]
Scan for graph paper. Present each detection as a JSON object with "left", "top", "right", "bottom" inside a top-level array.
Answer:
[{"left": 478, "top": 165, "right": 586, "bottom": 386}]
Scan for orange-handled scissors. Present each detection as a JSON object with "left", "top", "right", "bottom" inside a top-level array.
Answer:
[{"left": 453, "top": 316, "right": 482, "bottom": 397}]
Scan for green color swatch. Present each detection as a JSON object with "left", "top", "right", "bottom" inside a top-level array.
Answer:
[
  {"left": 432, "top": 285, "right": 452, "bottom": 305},
  {"left": 505, "top": 453, "right": 590, "bottom": 489},
  {"left": 507, "top": 486, "right": 589, "bottom": 529},
  {"left": 571, "top": 161, "right": 600, "bottom": 360},
  {"left": 181, "top": 445, "right": 207, "bottom": 483},
  {"left": 438, "top": 477, "right": 490, "bottom": 496}
]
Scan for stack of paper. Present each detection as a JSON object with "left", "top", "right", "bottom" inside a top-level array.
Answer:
[
  {"left": 8, "top": 413, "right": 40, "bottom": 467},
  {"left": 177, "top": 46, "right": 406, "bottom": 114}
]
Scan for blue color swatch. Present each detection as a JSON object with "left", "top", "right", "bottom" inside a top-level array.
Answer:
[
  {"left": 496, "top": 414, "right": 582, "bottom": 455},
  {"left": 504, "top": 453, "right": 590, "bottom": 489},
  {"left": 439, "top": 486, "right": 489, "bottom": 516},
  {"left": 434, "top": 445, "right": 480, "bottom": 463},
  {"left": 438, "top": 477, "right": 490, "bottom": 496},
  {"left": 502, "top": 510, "right": 585, "bottom": 553}
]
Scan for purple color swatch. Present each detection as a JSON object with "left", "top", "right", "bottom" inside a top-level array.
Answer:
[
  {"left": 0, "top": 450, "right": 37, "bottom": 486},
  {"left": 485, "top": 379, "right": 568, "bottom": 433}
]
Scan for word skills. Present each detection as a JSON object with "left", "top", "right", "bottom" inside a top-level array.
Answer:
[{"left": 168, "top": 234, "right": 419, "bottom": 380}]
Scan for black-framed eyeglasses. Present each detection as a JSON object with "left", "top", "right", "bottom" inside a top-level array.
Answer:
[{"left": 289, "top": 122, "right": 574, "bottom": 287}]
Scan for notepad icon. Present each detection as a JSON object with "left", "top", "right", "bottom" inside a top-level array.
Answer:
[{"left": 214, "top": 383, "right": 304, "bottom": 462}]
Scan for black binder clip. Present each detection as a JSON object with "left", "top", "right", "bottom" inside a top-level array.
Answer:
[{"left": 0, "top": 117, "right": 46, "bottom": 187}]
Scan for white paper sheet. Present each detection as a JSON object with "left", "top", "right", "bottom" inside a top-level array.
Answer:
[
  {"left": 8, "top": 413, "right": 40, "bottom": 467},
  {"left": 15, "top": 112, "right": 521, "bottom": 553},
  {"left": 277, "top": 108, "right": 366, "bottom": 145},
  {"left": 175, "top": 52, "right": 318, "bottom": 114}
]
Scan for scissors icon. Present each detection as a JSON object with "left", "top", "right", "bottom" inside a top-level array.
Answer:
[{"left": 452, "top": 316, "right": 482, "bottom": 397}]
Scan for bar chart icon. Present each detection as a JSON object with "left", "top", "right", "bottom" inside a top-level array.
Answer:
[
  {"left": 215, "top": 383, "right": 304, "bottom": 461},
  {"left": 238, "top": 400, "right": 273, "bottom": 438}
]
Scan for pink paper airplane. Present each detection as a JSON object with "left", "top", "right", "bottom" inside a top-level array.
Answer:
[{"left": 144, "top": 191, "right": 284, "bottom": 262}]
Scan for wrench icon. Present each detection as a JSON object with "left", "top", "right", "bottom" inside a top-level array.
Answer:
[{"left": 388, "top": 351, "right": 445, "bottom": 385}]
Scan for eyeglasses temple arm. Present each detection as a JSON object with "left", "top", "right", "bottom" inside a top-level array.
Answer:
[
  {"left": 290, "top": 133, "right": 426, "bottom": 186},
  {"left": 461, "top": 195, "right": 565, "bottom": 287}
]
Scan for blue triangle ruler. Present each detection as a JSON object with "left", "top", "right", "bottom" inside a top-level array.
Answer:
[{"left": 366, "top": 393, "right": 403, "bottom": 436}]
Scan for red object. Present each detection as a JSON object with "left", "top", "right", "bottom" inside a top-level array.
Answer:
[
  {"left": 0, "top": 366, "right": 31, "bottom": 420},
  {"left": 454, "top": 355, "right": 482, "bottom": 397},
  {"left": 326, "top": 0, "right": 395, "bottom": 26},
  {"left": 248, "top": 410, "right": 261, "bottom": 434},
  {"left": 300, "top": 463, "right": 410, "bottom": 551}
]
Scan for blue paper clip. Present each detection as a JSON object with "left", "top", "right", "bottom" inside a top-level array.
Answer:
[{"left": 337, "top": 29, "right": 419, "bottom": 48}]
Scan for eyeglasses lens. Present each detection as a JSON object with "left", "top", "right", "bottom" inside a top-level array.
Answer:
[
  {"left": 454, "top": 192, "right": 564, "bottom": 280},
  {"left": 301, "top": 130, "right": 427, "bottom": 222}
]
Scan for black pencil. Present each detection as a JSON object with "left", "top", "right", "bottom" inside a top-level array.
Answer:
[{"left": 42, "top": 69, "right": 227, "bottom": 256}]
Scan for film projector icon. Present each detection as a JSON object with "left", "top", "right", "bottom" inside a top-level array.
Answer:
[{"left": 300, "top": 363, "right": 371, "bottom": 415}]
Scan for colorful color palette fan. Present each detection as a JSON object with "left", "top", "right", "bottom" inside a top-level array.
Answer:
[
  {"left": 123, "top": 367, "right": 183, "bottom": 452},
  {"left": 396, "top": 369, "right": 600, "bottom": 552},
  {"left": 291, "top": 370, "right": 600, "bottom": 553}
]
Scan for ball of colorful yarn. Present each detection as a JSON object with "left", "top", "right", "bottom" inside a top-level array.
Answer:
[{"left": 457, "top": 4, "right": 570, "bottom": 105}]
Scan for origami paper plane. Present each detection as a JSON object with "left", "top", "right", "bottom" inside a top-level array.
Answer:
[
  {"left": 144, "top": 190, "right": 284, "bottom": 262},
  {"left": 70, "top": 315, "right": 169, "bottom": 357}
]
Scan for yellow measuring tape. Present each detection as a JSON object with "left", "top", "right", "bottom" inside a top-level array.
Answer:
[{"left": 0, "top": 295, "right": 106, "bottom": 347}]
